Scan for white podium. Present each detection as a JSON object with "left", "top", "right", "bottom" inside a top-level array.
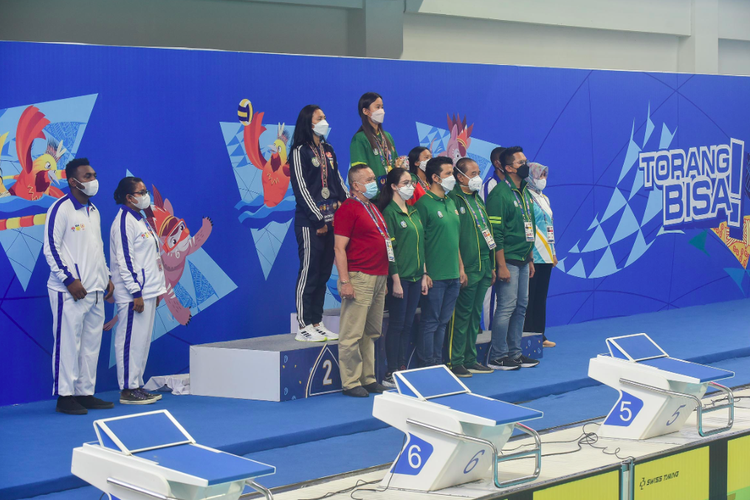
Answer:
[
  {"left": 589, "top": 333, "right": 734, "bottom": 440},
  {"left": 372, "top": 366, "right": 543, "bottom": 492},
  {"left": 71, "top": 410, "right": 275, "bottom": 500}
]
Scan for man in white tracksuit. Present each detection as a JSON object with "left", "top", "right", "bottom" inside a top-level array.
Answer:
[
  {"left": 110, "top": 176, "right": 167, "bottom": 404},
  {"left": 43, "top": 158, "right": 115, "bottom": 415}
]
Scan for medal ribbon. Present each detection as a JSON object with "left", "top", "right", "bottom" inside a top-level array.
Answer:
[
  {"left": 310, "top": 143, "right": 329, "bottom": 194},
  {"left": 375, "top": 132, "right": 393, "bottom": 173}
]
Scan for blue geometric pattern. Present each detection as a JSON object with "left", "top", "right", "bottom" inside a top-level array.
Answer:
[
  {"left": 558, "top": 104, "right": 678, "bottom": 279},
  {"left": 220, "top": 121, "right": 297, "bottom": 280}
]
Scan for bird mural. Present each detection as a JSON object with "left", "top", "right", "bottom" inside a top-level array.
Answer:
[
  {"left": 0, "top": 106, "right": 67, "bottom": 200},
  {"left": 239, "top": 99, "right": 291, "bottom": 207},
  {"left": 438, "top": 113, "right": 473, "bottom": 165}
]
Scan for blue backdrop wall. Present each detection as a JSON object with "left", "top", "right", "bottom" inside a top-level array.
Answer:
[{"left": 1, "top": 41, "right": 749, "bottom": 406}]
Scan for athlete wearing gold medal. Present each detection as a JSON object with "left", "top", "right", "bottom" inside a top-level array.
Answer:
[
  {"left": 290, "top": 104, "right": 348, "bottom": 342},
  {"left": 350, "top": 92, "right": 404, "bottom": 199}
]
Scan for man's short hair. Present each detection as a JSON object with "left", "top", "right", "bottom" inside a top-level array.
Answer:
[
  {"left": 347, "top": 163, "right": 370, "bottom": 187},
  {"left": 65, "top": 158, "right": 90, "bottom": 181},
  {"left": 490, "top": 147, "right": 506, "bottom": 166},
  {"left": 425, "top": 157, "right": 453, "bottom": 185},
  {"left": 500, "top": 146, "right": 523, "bottom": 167},
  {"left": 455, "top": 157, "right": 476, "bottom": 175}
]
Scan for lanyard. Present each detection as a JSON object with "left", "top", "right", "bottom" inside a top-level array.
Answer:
[
  {"left": 310, "top": 142, "right": 329, "bottom": 195},
  {"left": 354, "top": 198, "right": 391, "bottom": 243},
  {"left": 456, "top": 191, "right": 489, "bottom": 232},
  {"left": 506, "top": 180, "right": 532, "bottom": 224},
  {"left": 374, "top": 132, "right": 393, "bottom": 173}
]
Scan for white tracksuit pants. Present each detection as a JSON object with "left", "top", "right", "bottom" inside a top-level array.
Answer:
[
  {"left": 114, "top": 297, "right": 157, "bottom": 390},
  {"left": 49, "top": 289, "right": 105, "bottom": 397}
]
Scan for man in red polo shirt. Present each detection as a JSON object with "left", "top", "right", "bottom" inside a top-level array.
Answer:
[{"left": 334, "top": 164, "right": 391, "bottom": 397}]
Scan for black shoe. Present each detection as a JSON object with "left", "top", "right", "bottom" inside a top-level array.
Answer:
[
  {"left": 382, "top": 373, "right": 397, "bottom": 388},
  {"left": 517, "top": 355, "right": 540, "bottom": 368},
  {"left": 451, "top": 365, "right": 473, "bottom": 378},
  {"left": 136, "top": 388, "right": 162, "bottom": 401},
  {"left": 77, "top": 395, "right": 115, "bottom": 409},
  {"left": 363, "top": 382, "right": 388, "bottom": 394},
  {"left": 342, "top": 386, "right": 370, "bottom": 398},
  {"left": 488, "top": 357, "right": 521, "bottom": 371},
  {"left": 120, "top": 389, "right": 156, "bottom": 405},
  {"left": 466, "top": 362, "right": 493, "bottom": 374},
  {"left": 56, "top": 396, "right": 88, "bottom": 415}
]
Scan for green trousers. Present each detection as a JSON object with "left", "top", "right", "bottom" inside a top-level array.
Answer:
[{"left": 447, "top": 261, "right": 493, "bottom": 368}]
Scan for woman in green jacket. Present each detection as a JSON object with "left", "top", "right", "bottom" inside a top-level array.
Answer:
[
  {"left": 377, "top": 168, "right": 430, "bottom": 386},
  {"left": 350, "top": 92, "right": 401, "bottom": 196}
]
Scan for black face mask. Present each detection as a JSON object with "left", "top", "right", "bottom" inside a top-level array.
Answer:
[{"left": 515, "top": 163, "right": 530, "bottom": 179}]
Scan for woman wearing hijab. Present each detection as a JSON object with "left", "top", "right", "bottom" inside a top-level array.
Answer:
[{"left": 523, "top": 162, "right": 557, "bottom": 347}]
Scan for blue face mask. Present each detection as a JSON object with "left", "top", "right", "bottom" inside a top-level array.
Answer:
[{"left": 362, "top": 181, "right": 379, "bottom": 199}]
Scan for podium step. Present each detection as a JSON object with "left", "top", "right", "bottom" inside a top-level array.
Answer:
[{"left": 191, "top": 321, "right": 543, "bottom": 402}]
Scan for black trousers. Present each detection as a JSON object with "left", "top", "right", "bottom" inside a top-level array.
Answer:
[
  {"left": 524, "top": 263, "right": 553, "bottom": 340},
  {"left": 295, "top": 224, "right": 335, "bottom": 328}
]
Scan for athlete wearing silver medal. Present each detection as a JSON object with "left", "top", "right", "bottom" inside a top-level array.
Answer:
[{"left": 290, "top": 104, "right": 348, "bottom": 342}]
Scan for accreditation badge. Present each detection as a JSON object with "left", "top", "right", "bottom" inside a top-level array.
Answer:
[
  {"left": 546, "top": 225, "right": 555, "bottom": 243},
  {"left": 385, "top": 239, "right": 395, "bottom": 262},
  {"left": 482, "top": 228, "right": 497, "bottom": 250},
  {"left": 525, "top": 221, "right": 535, "bottom": 242}
]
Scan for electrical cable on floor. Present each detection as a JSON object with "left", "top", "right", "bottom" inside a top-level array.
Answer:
[
  {"left": 297, "top": 478, "right": 381, "bottom": 500},
  {"left": 349, "top": 434, "right": 404, "bottom": 499},
  {"left": 298, "top": 434, "right": 406, "bottom": 500},
  {"left": 499, "top": 420, "right": 634, "bottom": 462}
]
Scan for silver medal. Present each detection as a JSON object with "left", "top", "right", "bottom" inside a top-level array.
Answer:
[
  {"left": 312, "top": 158, "right": 320, "bottom": 167},
  {"left": 321, "top": 187, "right": 330, "bottom": 199}
]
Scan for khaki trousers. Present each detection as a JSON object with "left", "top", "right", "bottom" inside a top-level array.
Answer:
[{"left": 338, "top": 272, "right": 387, "bottom": 390}]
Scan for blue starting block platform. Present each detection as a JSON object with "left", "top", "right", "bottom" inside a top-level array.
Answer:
[
  {"left": 191, "top": 309, "right": 542, "bottom": 402},
  {"left": 589, "top": 333, "right": 735, "bottom": 440},
  {"left": 72, "top": 410, "right": 275, "bottom": 500},
  {"left": 373, "top": 365, "right": 543, "bottom": 492}
]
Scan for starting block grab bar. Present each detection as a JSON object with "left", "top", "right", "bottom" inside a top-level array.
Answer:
[
  {"left": 106, "top": 477, "right": 274, "bottom": 500},
  {"left": 406, "top": 418, "right": 542, "bottom": 488},
  {"left": 619, "top": 379, "right": 734, "bottom": 437}
]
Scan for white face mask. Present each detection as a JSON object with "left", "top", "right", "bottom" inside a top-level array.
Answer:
[
  {"left": 370, "top": 108, "right": 385, "bottom": 124},
  {"left": 313, "top": 119, "right": 329, "bottom": 137},
  {"left": 419, "top": 160, "right": 428, "bottom": 172},
  {"left": 535, "top": 178, "right": 547, "bottom": 191},
  {"left": 397, "top": 184, "right": 415, "bottom": 201},
  {"left": 440, "top": 175, "right": 456, "bottom": 192},
  {"left": 75, "top": 178, "right": 99, "bottom": 197},
  {"left": 467, "top": 176, "right": 483, "bottom": 192},
  {"left": 131, "top": 193, "right": 151, "bottom": 210}
]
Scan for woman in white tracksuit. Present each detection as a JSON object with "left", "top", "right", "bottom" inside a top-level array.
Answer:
[{"left": 110, "top": 177, "right": 167, "bottom": 405}]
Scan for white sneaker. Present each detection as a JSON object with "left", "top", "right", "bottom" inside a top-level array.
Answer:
[
  {"left": 314, "top": 323, "right": 339, "bottom": 341},
  {"left": 295, "top": 325, "right": 327, "bottom": 342}
]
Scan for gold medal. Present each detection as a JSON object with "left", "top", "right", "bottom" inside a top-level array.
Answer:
[{"left": 312, "top": 158, "right": 320, "bottom": 167}]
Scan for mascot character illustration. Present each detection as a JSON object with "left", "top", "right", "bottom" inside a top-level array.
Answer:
[
  {"left": 0, "top": 106, "right": 67, "bottom": 200},
  {"left": 104, "top": 185, "right": 213, "bottom": 330},
  {"left": 238, "top": 99, "right": 291, "bottom": 207}
]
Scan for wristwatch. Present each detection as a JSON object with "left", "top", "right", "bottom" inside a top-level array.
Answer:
[{"left": 340, "top": 280, "right": 350, "bottom": 285}]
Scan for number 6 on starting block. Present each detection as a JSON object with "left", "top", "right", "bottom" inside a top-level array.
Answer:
[{"left": 373, "top": 366, "right": 543, "bottom": 492}]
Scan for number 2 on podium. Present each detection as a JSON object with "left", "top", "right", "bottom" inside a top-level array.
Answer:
[{"left": 322, "top": 360, "right": 333, "bottom": 386}]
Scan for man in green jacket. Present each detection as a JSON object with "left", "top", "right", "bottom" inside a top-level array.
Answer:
[
  {"left": 447, "top": 157, "right": 496, "bottom": 377},
  {"left": 485, "top": 146, "right": 541, "bottom": 371}
]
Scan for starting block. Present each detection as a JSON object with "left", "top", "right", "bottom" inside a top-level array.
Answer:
[
  {"left": 71, "top": 410, "right": 275, "bottom": 500},
  {"left": 372, "top": 366, "right": 543, "bottom": 492},
  {"left": 589, "top": 333, "right": 735, "bottom": 440}
]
